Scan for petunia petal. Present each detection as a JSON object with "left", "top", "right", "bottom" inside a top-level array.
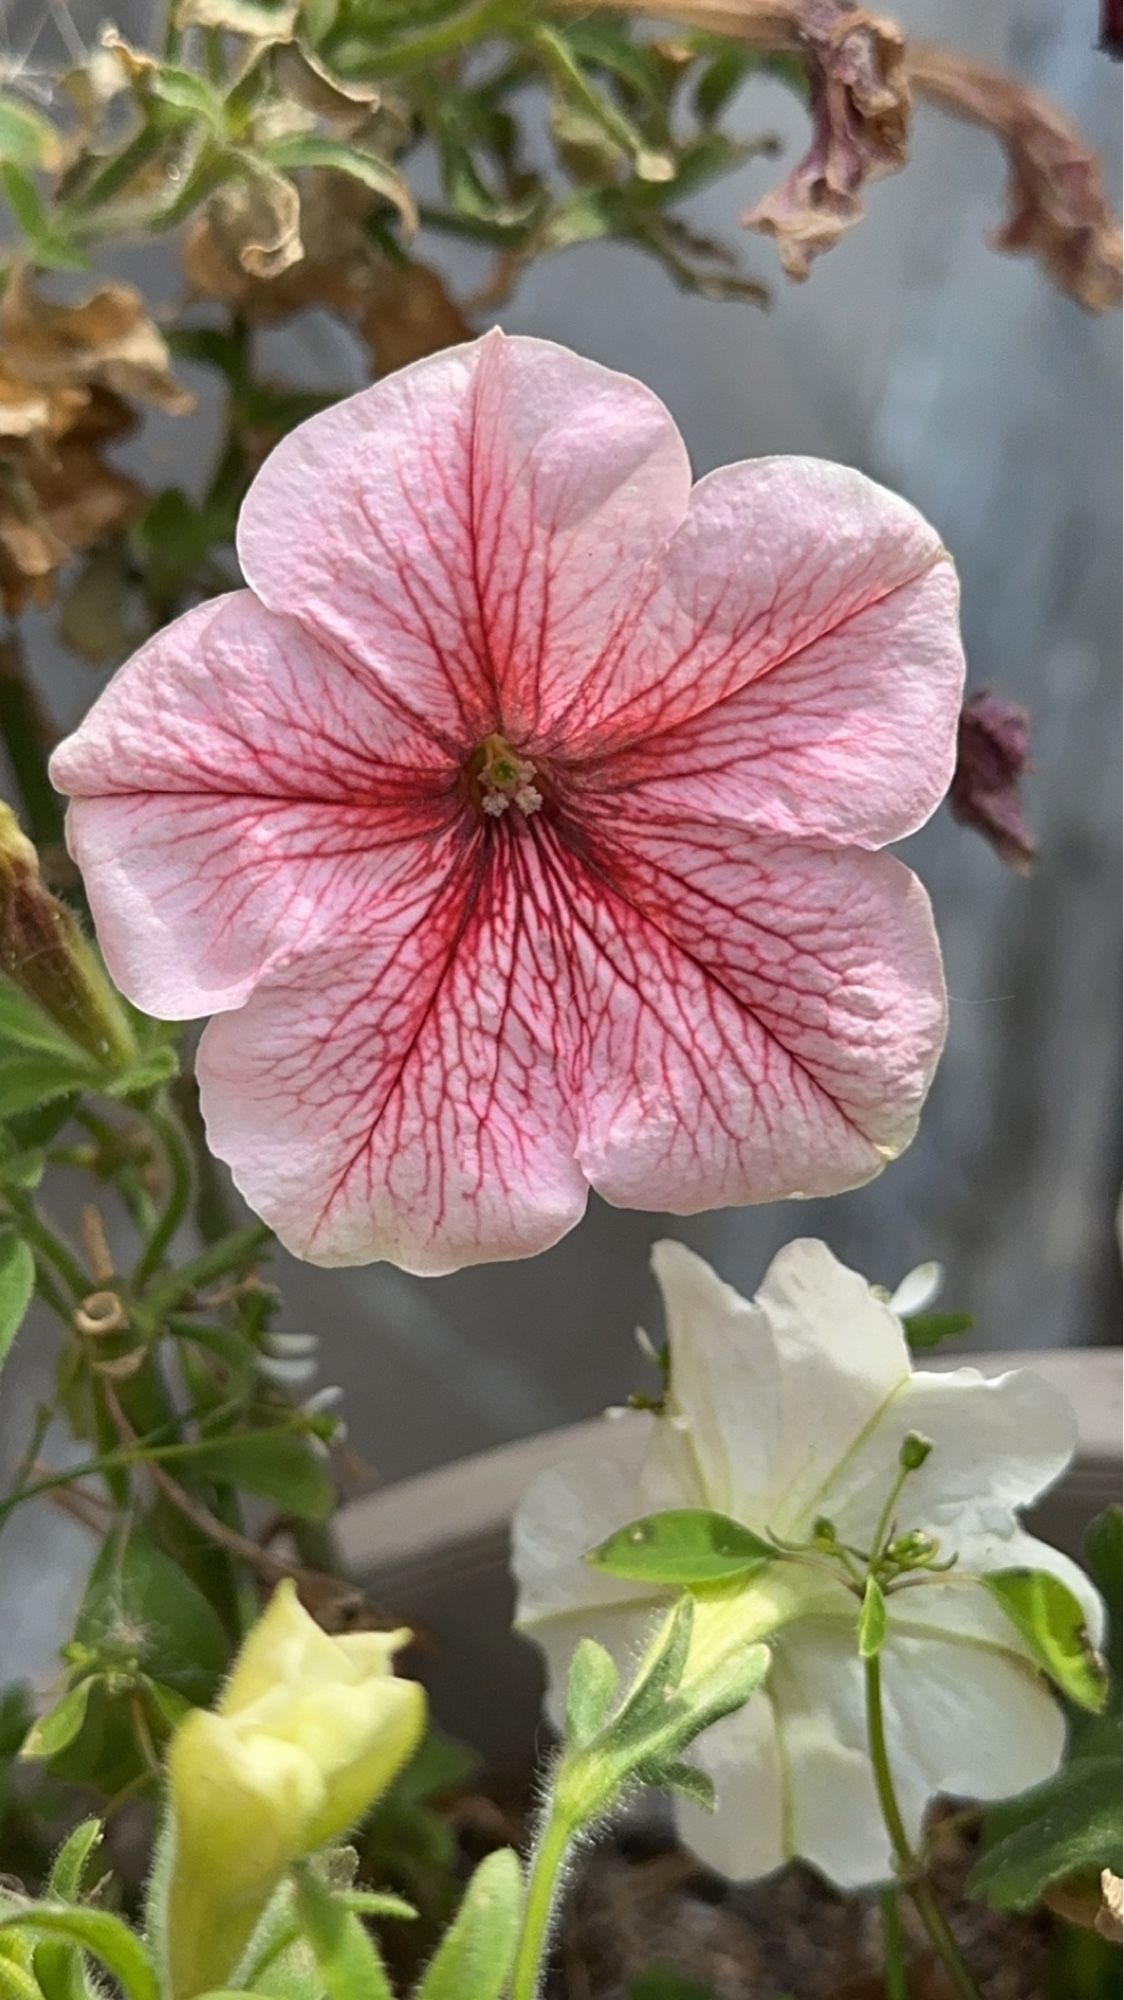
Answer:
[
  {"left": 767, "top": 1620, "right": 894, "bottom": 1886},
  {"left": 512, "top": 1433, "right": 670, "bottom": 1631},
  {"left": 652, "top": 1239, "right": 910, "bottom": 1532},
  {"left": 49, "top": 591, "right": 456, "bottom": 1017},
  {"left": 880, "top": 1625, "right": 1067, "bottom": 1818},
  {"left": 818, "top": 1365, "right": 1080, "bottom": 1550},
  {"left": 195, "top": 824, "right": 591, "bottom": 1273},
  {"left": 679, "top": 1692, "right": 788, "bottom": 1881},
  {"left": 889, "top": 1533, "right": 1105, "bottom": 1651},
  {"left": 560, "top": 459, "right": 963, "bottom": 848},
  {"left": 237, "top": 331, "right": 691, "bottom": 749},
  {"left": 551, "top": 811, "right": 947, "bottom": 1218}
]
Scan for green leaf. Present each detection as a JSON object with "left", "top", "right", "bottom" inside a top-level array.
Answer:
[
  {"left": 1084, "top": 1508, "right": 1122, "bottom": 1685},
  {"left": 20, "top": 1679, "right": 98, "bottom": 1762},
  {"left": 588, "top": 1508, "right": 774, "bottom": 1587},
  {"left": 0, "top": 98, "right": 60, "bottom": 170},
  {"left": 565, "top": 1638, "right": 620, "bottom": 1748},
  {"left": 187, "top": 1429, "right": 336, "bottom": 1522},
  {"left": 413, "top": 1849, "right": 522, "bottom": 2000},
  {"left": 902, "top": 1310, "right": 974, "bottom": 1351},
  {"left": 75, "top": 1523, "right": 230, "bottom": 1702},
  {"left": 858, "top": 1575, "right": 887, "bottom": 1659},
  {"left": 264, "top": 134, "right": 416, "bottom": 232},
  {"left": 46, "top": 1818, "right": 102, "bottom": 1902},
  {"left": 0, "top": 1236, "right": 34, "bottom": 1370},
  {"left": 0, "top": 977, "right": 102, "bottom": 1117},
  {"left": 969, "top": 1753, "right": 1123, "bottom": 1910},
  {"left": 658, "top": 1761, "right": 716, "bottom": 1813},
  {"left": 628, "top": 1969, "right": 720, "bottom": 2000},
  {"left": 0, "top": 1909, "right": 158, "bottom": 2000},
  {"left": 36, "top": 1819, "right": 104, "bottom": 2000},
  {"left": 0, "top": 165, "right": 86, "bottom": 269},
  {"left": 984, "top": 1570, "right": 1109, "bottom": 1714},
  {"left": 292, "top": 1868, "right": 394, "bottom": 2000}
]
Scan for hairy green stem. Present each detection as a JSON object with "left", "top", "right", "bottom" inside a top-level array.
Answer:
[
  {"left": 509, "top": 1802, "right": 575, "bottom": 2000},
  {"left": 864, "top": 1656, "right": 982, "bottom": 2000}
]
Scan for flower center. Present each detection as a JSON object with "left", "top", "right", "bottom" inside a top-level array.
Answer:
[{"left": 468, "top": 733, "right": 543, "bottom": 820}]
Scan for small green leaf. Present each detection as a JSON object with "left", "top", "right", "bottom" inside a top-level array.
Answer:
[
  {"left": 969, "top": 1753, "right": 1123, "bottom": 1910},
  {"left": 984, "top": 1569, "right": 1109, "bottom": 1714},
  {"left": 20, "top": 1679, "right": 98, "bottom": 1762},
  {"left": 0, "top": 97, "right": 60, "bottom": 170},
  {"left": 564, "top": 1638, "right": 620, "bottom": 1747},
  {"left": 187, "top": 1429, "right": 336, "bottom": 1522},
  {"left": 292, "top": 1867, "right": 393, "bottom": 2000},
  {"left": 46, "top": 1818, "right": 102, "bottom": 1902},
  {"left": 75, "top": 1525, "right": 230, "bottom": 1702},
  {"left": 588, "top": 1508, "right": 774, "bottom": 1587},
  {"left": 35, "top": 1819, "right": 104, "bottom": 2000},
  {"left": 0, "top": 165, "right": 86, "bottom": 269},
  {"left": 628, "top": 1967, "right": 720, "bottom": 2000},
  {"left": 413, "top": 1849, "right": 522, "bottom": 2000},
  {"left": 658, "top": 1761, "right": 716, "bottom": 1813},
  {"left": 264, "top": 134, "right": 416, "bottom": 233},
  {"left": 902, "top": 1310, "right": 974, "bottom": 1351},
  {"left": 0, "top": 1909, "right": 158, "bottom": 2000},
  {"left": 0, "top": 978, "right": 101, "bottom": 1117},
  {"left": 0, "top": 1236, "right": 34, "bottom": 1369},
  {"left": 1084, "top": 1508, "right": 1122, "bottom": 1685},
  {"left": 858, "top": 1576, "right": 887, "bottom": 1658}
]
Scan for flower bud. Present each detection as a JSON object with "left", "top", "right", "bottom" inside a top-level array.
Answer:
[
  {"left": 899, "top": 1431, "right": 934, "bottom": 1472},
  {"left": 0, "top": 803, "right": 136, "bottom": 1069},
  {"left": 164, "top": 1580, "right": 425, "bottom": 1999},
  {"left": 887, "top": 1528, "right": 940, "bottom": 1569}
]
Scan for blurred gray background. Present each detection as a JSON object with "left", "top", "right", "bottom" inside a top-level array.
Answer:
[{"left": 1, "top": 0, "right": 1120, "bottom": 1631}]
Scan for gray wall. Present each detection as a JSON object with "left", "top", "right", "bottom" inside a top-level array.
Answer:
[{"left": 3, "top": 0, "right": 1120, "bottom": 1531}]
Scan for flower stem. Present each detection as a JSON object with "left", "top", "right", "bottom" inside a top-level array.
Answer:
[
  {"left": 3, "top": 1188, "right": 87, "bottom": 1301},
  {"left": 879, "top": 1885, "right": 909, "bottom": 2000},
  {"left": 864, "top": 1655, "right": 983, "bottom": 2000},
  {"left": 509, "top": 1798, "right": 576, "bottom": 2000},
  {"left": 133, "top": 1099, "right": 196, "bottom": 1290}
]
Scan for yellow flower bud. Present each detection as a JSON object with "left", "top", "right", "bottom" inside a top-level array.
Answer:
[
  {"left": 0, "top": 802, "right": 136, "bottom": 1069},
  {"left": 165, "top": 1580, "right": 425, "bottom": 2000}
]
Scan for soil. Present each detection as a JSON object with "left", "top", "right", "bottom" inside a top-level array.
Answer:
[{"left": 544, "top": 1821, "right": 1050, "bottom": 2000}]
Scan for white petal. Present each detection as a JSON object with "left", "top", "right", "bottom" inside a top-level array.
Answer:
[
  {"left": 511, "top": 1436, "right": 660, "bottom": 1628},
  {"left": 651, "top": 1238, "right": 910, "bottom": 1534},
  {"left": 769, "top": 1623, "right": 901, "bottom": 1887},
  {"left": 678, "top": 1691, "right": 787, "bottom": 1881},
  {"left": 881, "top": 1625, "right": 1066, "bottom": 1805},
  {"left": 819, "top": 1365, "right": 1078, "bottom": 1550},
  {"left": 890, "top": 1261, "right": 943, "bottom": 1317}
]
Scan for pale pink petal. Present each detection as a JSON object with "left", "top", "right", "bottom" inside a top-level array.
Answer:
[
  {"left": 558, "top": 460, "right": 962, "bottom": 848},
  {"left": 196, "top": 828, "right": 589, "bottom": 1273},
  {"left": 546, "top": 810, "right": 946, "bottom": 1211},
  {"left": 49, "top": 593, "right": 456, "bottom": 1018},
  {"left": 237, "top": 331, "right": 690, "bottom": 748}
]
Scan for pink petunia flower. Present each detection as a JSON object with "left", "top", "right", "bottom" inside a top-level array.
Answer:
[{"left": 50, "top": 334, "right": 964, "bottom": 1275}]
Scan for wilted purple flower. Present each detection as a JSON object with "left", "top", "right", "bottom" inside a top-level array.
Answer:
[{"left": 949, "top": 691, "right": 1036, "bottom": 874}]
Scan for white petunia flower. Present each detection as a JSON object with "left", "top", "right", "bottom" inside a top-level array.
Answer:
[{"left": 512, "top": 1238, "right": 1102, "bottom": 1891}]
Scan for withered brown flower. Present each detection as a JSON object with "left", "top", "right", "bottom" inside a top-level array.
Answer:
[
  {"left": 908, "top": 45, "right": 1123, "bottom": 313},
  {"left": 948, "top": 690, "right": 1036, "bottom": 875}
]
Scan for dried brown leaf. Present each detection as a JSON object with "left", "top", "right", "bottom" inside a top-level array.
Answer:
[
  {"left": 361, "top": 261, "right": 472, "bottom": 377},
  {"left": 0, "top": 267, "right": 194, "bottom": 416},
  {"left": 908, "top": 44, "right": 1123, "bottom": 313}
]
